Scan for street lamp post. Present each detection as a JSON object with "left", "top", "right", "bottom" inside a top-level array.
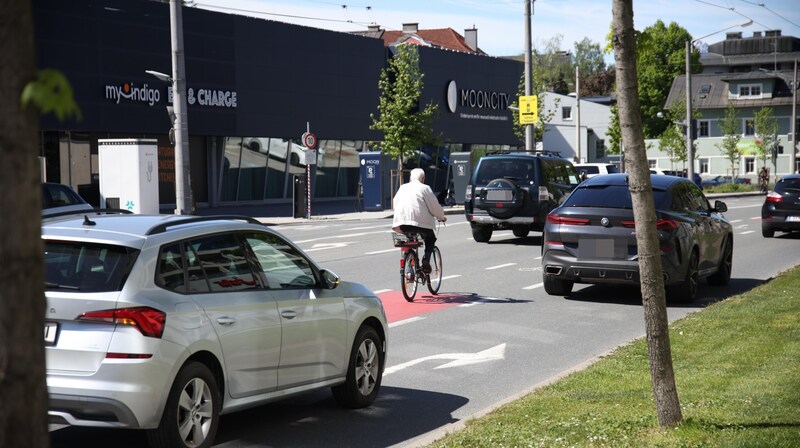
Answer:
[{"left": 685, "top": 20, "right": 752, "bottom": 184}]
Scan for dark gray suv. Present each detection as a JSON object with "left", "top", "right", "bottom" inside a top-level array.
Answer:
[
  {"left": 465, "top": 151, "right": 581, "bottom": 242},
  {"left": 541, "top": 174, "right": 733, "bottom": 302}
]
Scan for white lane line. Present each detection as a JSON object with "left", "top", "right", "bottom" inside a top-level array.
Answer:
[
  {"left": 373, "top": 289, "right": 392, "bottom": 294},
  {"left": 349, "top": 224, "right": 392, "bottom": 230},
  {"left": 726, "top": 204, "right": 762, "bottom": 209},
  {"left": 523, "top": 283, "right": 544, "bottom": 290},
  {"left": 295, "top": 230, "right": 389, "bottom": 244},
  {"left": 365, "top": 248, "right": 398, "bottom": 255},
  {"left": 751, "top": 217, "right": 762, "bottom": 220},
  {"left": 441, "top": 274, "right": 462, "bottom": 280},
  {"left": 533, "top": 256, "right": 542, "bottom": 260},
  {"left": 739, "top": 230, "right": 755, "bottom": 235},
  {"left": 389, "top": 316, "right": 424, "bottom": 328},
  {"left": 729, "top": 219, "right": 742, "bottom": 223},
  {"left": 486, "top": 263, "right": 517, "bottom": 270}
]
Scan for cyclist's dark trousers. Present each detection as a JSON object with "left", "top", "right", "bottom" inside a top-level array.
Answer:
[{"left": 399, "top": 225, "right": 436, "bottom": 264}]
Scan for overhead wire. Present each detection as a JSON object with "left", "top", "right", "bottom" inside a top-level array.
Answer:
[{"left": 193, "top": 2, "right": 376, "bottom": 28}]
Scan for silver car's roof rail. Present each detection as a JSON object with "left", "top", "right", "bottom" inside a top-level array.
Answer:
[
  {"left": 145, "top": 215, "right": 263, "bottom": 235},
  {"left": 42, "top": 208, "right": 134, "bottom": 220}
]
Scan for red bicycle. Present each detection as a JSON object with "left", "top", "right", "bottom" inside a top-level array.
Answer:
[{"left": 392, "top": 231, "right": 442, "bottom": 302}]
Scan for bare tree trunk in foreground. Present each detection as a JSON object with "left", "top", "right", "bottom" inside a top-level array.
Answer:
[{"left": 611, "top": 0, "right": 683, "bottom": 427}]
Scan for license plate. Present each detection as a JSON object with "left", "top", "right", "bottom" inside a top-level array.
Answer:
[
  {"left": 486, "top": 190, "right": 512, "bottom": 201},
  {"left": 786, "top": 216, "right": 800, "bottom": 222},
  {"left": 44, "top": 322, "right": 59, "bottom": 346},
  {"left": 578, "top": 239, "right": 625, "bottom": 259}
]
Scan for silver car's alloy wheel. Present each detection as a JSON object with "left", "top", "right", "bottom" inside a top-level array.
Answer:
[
  {"left": 148, "top": 362, "right": 220, "bottom": 448},
  {"left": 355, "top": 338, "right": 379, "bottom": 396},
  {"left": 177, "top": 378, "right": 214, "bottom": 447},
  {"left": 332, "top": 326, "right": 383, "bottom": 409}
]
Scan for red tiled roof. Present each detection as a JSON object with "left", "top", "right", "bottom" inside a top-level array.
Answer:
[{"left": 380, "top": 28, "right": 484, "bottom": 55}]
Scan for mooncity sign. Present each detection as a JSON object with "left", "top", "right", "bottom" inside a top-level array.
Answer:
[
  {"left": 446, "top": 80, "right": 510, "bottom": 121},
  {"left": 104, "top": 81, "right": 238, "bottom": 108}
]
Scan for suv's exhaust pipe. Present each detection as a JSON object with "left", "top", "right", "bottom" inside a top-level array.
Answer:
[{"left": 545, "top": 265, "right": 563, "bottom": 275}]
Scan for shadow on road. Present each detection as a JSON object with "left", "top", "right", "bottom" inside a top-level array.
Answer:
[
  {"left": 564, "top": 277, "right": 768, "bottom": 308},
  {"left": 50, "top": 387, "right": 468, "bottom": 448}
]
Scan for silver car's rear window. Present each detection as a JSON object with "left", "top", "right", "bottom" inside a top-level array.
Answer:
[{"left": 45, "top": 241, "right": 139, "bottom": 292}]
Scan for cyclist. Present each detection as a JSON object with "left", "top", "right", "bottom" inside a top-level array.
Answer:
[
  {"left": 392, "top": 168, "right": 447, "bottom": 273},
  {"left": 759, "top": 166, "right": 769, "bottom": 194}
]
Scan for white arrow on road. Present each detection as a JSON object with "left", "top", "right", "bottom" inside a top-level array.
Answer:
[{"left": 384, "top": 343, "right": 506, "bottom": 376}]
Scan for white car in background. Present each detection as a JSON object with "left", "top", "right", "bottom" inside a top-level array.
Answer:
[{"left": 574, "top": 163, "right": 619, "bottom": 179}]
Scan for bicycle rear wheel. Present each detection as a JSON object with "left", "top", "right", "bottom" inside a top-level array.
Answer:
[
  {"left": 401, "top": 250, "right": 418, "bottom": 302},
  {"left": 426, "top": 246, "right": 442, "bottom": 295}
]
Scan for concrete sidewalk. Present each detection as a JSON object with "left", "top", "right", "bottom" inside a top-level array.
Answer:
[
  {"left": 195, "top": 190, "right": 763, "bottom": 227},
  {"left": 196, "top": 199, "right": 465, "bottom": 226}
]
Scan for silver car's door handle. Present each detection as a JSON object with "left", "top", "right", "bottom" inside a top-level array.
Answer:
[
  {"left": 216, "top": 316, "right": 236, "bottom": 326},
  {"left": 281, "top": 310, "right": 297, "bottom": 320}
]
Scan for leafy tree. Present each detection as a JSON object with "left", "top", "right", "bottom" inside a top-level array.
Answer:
[
  {"left": 658, "top": 96, "right": 698, "bottom": 170},
  {"left": 637, "top": 20, "right": 698, "bottom": 138},
  {"left": 754, "top": 106, "right": 779, "bottom": 176},
  {"left": 607, "top": 104, "right": 622, "bottom": 155},
  {"left": 580, "top": 67, "right": 615, "bottom": 97},
  {"left": 532, "top": 35, "right": 574, "bottom": 94},
  {"left": 370, "top": 44, "right": 439, "bottom": 182},
  {"left": 716, "top": 103, "right": 742, "bottom": 178},
  {"left": 573, "top": 37, "right": 605, "bottom": 77},
  {"left": 612, "top": 0, "right": 683, "bottom": 428}
]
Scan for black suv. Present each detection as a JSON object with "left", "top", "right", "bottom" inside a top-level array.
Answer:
[
  {"left": 762, "top": 174, "right": 800, "bottom": 237},
  {"left": 465, "top": 151, "right": 581, "bottom": 242}
]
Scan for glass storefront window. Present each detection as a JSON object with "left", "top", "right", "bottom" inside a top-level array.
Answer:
[{"left": 220, "top": 138, "right": 243, "bottom": 201}]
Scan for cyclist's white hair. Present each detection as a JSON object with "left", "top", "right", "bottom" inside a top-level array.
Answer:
[{"left": 410, "top": 168, "right": 425, "bottom": 182}]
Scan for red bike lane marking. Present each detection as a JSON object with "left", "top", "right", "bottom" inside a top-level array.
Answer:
[{"left": 378, "top": 291, "right": 481, "bottom": 323}]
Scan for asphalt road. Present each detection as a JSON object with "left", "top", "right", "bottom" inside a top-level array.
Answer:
[{"left": 50, "top": 194, "right": 800, "bottom": 448}]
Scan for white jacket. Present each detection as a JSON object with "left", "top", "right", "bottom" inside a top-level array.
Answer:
[{"left": 392, "top": 180, "right": 446, "bottom": 230}]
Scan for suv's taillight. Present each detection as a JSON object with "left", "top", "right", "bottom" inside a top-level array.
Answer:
[
  {"left": 620, "top": 219, "right": 679, "bottom": 231},
  {"left": 465, "top": 185, "right": 472, "bottom": 200},
  {"left": 78, "top": 306, "right": 166, "bottom": 338},
  {"left": 538, "top": 186, "right": 549, "bottom": 201},
  {"left": 546, "top": 214, "right": 589, "bottom": 225},
  {"left": 766, "top": 191, "right": 782, "bottom": 203}
]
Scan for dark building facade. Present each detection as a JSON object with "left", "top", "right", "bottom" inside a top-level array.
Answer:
[{"left": 34, "top": 0, "right": 523, "bottom": 210}]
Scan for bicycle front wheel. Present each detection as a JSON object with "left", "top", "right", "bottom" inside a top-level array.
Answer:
[
  {"left": 401, "top": 250, "right": 418, "bottom": 302},
  {"left": 426, "top": 246, "right": 442, "bottom": 295}
]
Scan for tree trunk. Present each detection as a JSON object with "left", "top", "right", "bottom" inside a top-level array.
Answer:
[
  {"left": 0, "top": 0, "right": 49, "bottom": 446},
  {"left": 612, "top": 0, "right": 683, "bottom": 428}
]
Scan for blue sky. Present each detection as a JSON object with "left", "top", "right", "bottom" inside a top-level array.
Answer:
[{"left": 195, "top": 0, "right": 800, "bottom": 60}]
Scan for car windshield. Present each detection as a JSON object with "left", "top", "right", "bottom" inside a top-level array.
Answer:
[
  {"left": 562, "top": 184, "right": 671, "bottom": 210},
  {"left": 45, "top": 241, "right": 139, "bottom": 292}
]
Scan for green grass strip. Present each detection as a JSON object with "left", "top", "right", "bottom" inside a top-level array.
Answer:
[{"left": 431, "top": 266, "right": 800, "bottom": 448}]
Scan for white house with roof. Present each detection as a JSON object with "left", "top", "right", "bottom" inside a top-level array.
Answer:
[{"left": 541, "top": 92, "right": 614, "bottom": 164}]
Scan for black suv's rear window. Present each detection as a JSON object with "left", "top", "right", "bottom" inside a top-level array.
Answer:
[
  {"left": 474, "top": 159, "right": 536, "bottom": 185},
  {"left": 45, "top": 241, "right": 139, "bottom": 292},
  {"left": 774, "top": 178, "right": 800, "bottom": 194},
  {"left": 563, "top": 185, "right": 671, "bottom": 209}
]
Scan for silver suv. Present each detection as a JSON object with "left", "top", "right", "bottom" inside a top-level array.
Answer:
[{"left": 44, "top": 212, "right": 388, "bottom": 448}]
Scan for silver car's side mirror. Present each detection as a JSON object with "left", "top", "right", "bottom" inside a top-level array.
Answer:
[{"left": 320, "top": 269, "right": 340, "bottom": 290}]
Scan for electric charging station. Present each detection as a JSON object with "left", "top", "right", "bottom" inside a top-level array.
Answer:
[{"left": 98, "top": 139, "right": 159, "bottom": 214}]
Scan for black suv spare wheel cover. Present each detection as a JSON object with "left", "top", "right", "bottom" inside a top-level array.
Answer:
[{"left": 480, "top": 178, "right": 524, "bottom": 219}]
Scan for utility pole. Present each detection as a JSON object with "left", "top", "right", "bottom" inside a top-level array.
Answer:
[
  {"left": 792, "top": 59, "right": 798, "bottom": 173},
  {"left": 524, "top": 0, "right": 534, "bottom": 151},
  {"left": 576, "top": 65, "right": 581, "bottom": 162},
  {"left": 170, "top": 0, "right": 193, "bottom": 215}
]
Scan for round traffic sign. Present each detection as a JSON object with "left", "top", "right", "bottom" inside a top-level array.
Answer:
[{"left": 302, "top": 132, "right": 318, "bottom": 149}]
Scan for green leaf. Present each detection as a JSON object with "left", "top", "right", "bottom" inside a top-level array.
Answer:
[{"left": 21, "top": 69, "right": 82, "bottom": 122}]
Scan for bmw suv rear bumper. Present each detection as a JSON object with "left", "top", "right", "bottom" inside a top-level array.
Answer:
[{"left": 542, "top": 249, "right": 683, "bottom": 286}]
